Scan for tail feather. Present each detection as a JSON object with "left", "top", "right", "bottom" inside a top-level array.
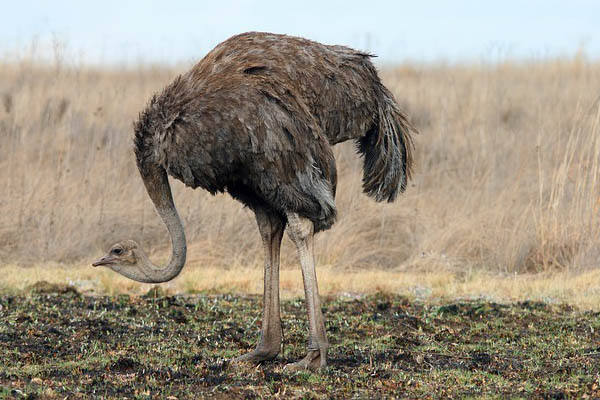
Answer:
[{"left": 358, "top": 85, "right": 415, "bottom": 202}]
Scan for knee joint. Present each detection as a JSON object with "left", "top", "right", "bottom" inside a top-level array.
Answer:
[{"left": 286, "top": 213, "right": 313, "bottom": 244}]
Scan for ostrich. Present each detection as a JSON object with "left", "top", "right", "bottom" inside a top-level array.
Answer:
[{"left": 92, "top": 32, "right": 414, "bottom": 371}]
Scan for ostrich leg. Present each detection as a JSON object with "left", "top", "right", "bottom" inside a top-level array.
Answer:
[
  {"left": 285, "top": 212, "right": 329, "bottom": 371},
  {"left": 233, "top": 208, "right": 285, "bottom": 363}
]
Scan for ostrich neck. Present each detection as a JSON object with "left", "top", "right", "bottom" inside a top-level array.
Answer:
[{"left": 124, "top": 162, "right": 187, "bottom": 283}]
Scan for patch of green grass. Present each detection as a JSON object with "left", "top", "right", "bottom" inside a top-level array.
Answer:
[{"left": 1, "top": 291, "right": 600, "bottom": 398}]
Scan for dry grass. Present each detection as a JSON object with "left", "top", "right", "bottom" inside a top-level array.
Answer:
[
  {"left": 1, "top": 50, "right": 600, "bottom": 303},
  {"left": 3, "top": 264, "right": 600, "bottom": 309}
]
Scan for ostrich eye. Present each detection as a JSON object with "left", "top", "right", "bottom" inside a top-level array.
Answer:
[{"left": 112, "top": 248, "right": 123, "bottom": 255}]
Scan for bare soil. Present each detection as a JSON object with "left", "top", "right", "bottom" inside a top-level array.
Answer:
[{"left": 1, "top": 285, "right": 600, "bottom": 398}]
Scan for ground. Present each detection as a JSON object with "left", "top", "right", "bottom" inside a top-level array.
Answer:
[{"left": 1, "top": 284, "right": 600, "bottom": 399}]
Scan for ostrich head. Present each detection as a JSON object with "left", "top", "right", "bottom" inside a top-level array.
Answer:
[
  {"left": 93, "top": 237, "right": 187, "bottom": 283},
  {"left": 92, "top": 240, "right": 146, "bottom": 279},
  {"left": 92, "top": 162, "right": 187, "bottom": 284}
]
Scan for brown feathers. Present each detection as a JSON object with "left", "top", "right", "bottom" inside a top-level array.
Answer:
[{"left": 134, "top": 32, "right": 414, "bottom": 231}]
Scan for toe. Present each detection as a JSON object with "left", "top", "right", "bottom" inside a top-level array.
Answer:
[
  {"left": 232, "top": 349, "right": 277, "bottom": 364},
  {"left": 283, "top": 360, "right": 308, "bottom": 372},
  {"left": 283, "top": 350, "right": 325, "bottom": 372}
]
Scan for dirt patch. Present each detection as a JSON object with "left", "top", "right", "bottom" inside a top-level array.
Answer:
[
  {"left": 26, "top": 281, "right": 80, "bottom": 295},
  {"left": 109, "top": 357, "right": 141, "bottom": 373},
  {"left": 1, "top": 292, "right": 599, "bottom": 398}
]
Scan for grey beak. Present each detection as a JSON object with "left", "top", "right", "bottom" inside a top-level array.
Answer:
[{"left": 92, "top": 256, "right": 111, "bottom": 267}]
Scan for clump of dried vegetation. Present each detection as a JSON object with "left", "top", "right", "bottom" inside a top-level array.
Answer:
[{"left": 0, "top": 49, "right": 599, "bottom": 302}]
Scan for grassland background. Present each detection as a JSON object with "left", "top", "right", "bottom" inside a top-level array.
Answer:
[{"left": 1, "top": 50, "right": 599, "bottom": 305}]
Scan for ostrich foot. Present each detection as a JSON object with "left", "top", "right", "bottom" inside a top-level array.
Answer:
[
  {"left": 232, "top": 346, "right": 279, "bottom": 364},
  {"left": 284, "top": 349, "right": 326, "bottom": 372}
]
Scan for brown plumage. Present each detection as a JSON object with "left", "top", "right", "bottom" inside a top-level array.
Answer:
[
  {"left": 94, "top": 32, "right": 415, "bottom": 370},
  {"left": 134, "top": 31, "right": 413, "bottom": 230}
]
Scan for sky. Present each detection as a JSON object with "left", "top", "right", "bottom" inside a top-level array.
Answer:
[{"left": 2, "top": 0, "right": 599, "bottom": 65}]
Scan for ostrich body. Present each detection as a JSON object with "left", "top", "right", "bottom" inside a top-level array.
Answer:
[{"left": 93, "top": 32, "right": 413, "bottom": 370}]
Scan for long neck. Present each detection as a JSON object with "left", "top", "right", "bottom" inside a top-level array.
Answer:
[{"left": 125, "top": 162, "right": 187, "bottom": 283}]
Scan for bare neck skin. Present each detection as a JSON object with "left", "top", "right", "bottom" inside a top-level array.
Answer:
[
  {"left": 112, "top": 207, "right": 186, "bottom": 284},
  {"left": 111, "top": 163, "right": 187, "bottom": 283}
]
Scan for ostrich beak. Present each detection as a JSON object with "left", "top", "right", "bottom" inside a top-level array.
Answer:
[{"left": 92, "top": 255, "right": 114, "bottom": 267}]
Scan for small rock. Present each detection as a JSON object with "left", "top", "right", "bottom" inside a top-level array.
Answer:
[{"left": 414, "top": 354, "right": 424, "bottom": 365}]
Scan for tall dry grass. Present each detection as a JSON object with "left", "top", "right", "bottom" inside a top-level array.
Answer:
[{"left": 0, "top": 52, "right": 599, "bottom": 283}]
